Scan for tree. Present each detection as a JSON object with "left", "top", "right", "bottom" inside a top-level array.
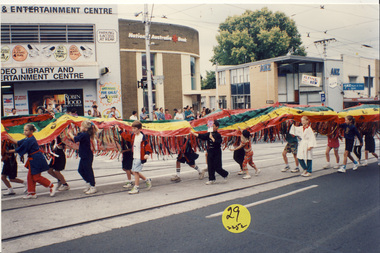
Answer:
[
  {"left": 201, "top": 71, "right": 216, "bottom": 90},
  {"left": 211, "top": 8, "right": 306, "bottom": 65}
]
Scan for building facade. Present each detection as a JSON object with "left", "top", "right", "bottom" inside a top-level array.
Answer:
[
  {"left": 1, "top": 4, "right": 121, "bottom": 117},
  {"left": 119, "top": 19, "right": 201, "bottom": 119},
  {"left": 210, "top": 55, "right": 347, "bottom": 112}
]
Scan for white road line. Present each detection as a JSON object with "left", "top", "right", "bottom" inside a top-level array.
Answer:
[{"left": 205, "top": 185, "right": 319, "bottom": 219}]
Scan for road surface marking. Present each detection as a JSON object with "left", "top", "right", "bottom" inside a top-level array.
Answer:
[{"left": 205, "top": 185, "right": 319, "bottom": 218}]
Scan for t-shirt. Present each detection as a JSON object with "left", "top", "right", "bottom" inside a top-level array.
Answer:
[
  {"left": 140, "top": 112, "right": 147, "bottom": 120},
  {"left": 108, "top": 111, "right": 120, "bottom": 119},
  {"left": 74, "top": 132, "right": 93, "bottom": 158},
  {"left": 133, "top": 133, "right": 143, "bottom": 159},
  {"left": 130, "top": 115, "right": 138, "bottom": 120},
  {"left": 174, "top": 113, "right": 184, "bottom": 120},
  {"left": 285, "top": 133, "right": 298, "bottom": 143}
]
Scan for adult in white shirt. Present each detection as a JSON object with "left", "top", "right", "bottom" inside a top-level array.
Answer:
[
  {"left": 174, "top": 108, "right": 184, "bottom": 120},
  {"left": 130, "top": 111, "right": 138, "bottom": 120}
]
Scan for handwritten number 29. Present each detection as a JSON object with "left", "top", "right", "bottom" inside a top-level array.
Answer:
[{"left": 226, "top": 206, "right": 240, "bottom": 222}]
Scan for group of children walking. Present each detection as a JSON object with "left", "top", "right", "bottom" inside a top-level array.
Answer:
[{"left": 2, "top": 116, "right": 379, "bottom": 199}]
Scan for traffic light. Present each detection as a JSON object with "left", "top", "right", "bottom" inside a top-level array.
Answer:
[{"left": 137, "top": 77, "right": 147, "bottom": 89}]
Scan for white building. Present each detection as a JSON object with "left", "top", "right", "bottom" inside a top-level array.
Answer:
[{"left": 1, "top": 4, "right": 122, "bottom": 117}]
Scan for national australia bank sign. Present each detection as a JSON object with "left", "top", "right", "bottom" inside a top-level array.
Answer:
[{"left": 128, "top": 33, "right": 187, "bottom": 43}]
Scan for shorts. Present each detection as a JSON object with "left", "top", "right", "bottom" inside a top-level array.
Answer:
[
  {"left": 2, "top": 158, "right": 18, "bottom": 179},
  {"left": 177, "top": 152, "right": 199, "bottom": 166},
  {"left": 365, "top": 137, "right": 375, "bottom": 153},
  {"left": 122, "top": 151, "right": 133, "bottom": 170},
  {"left": 132, "top": 159, "right": 143, "bottom": 172},
  {"left": 49, "top": 148, "right": 66, "bottom": 171},
  {"left": 345, "top": 139, "right": 354, "bottom": 152},
  {"left": 284, "top": 142, "right": 298, "bottom": 155},
  {"left": 328, "top": 137, "right": 340, "bottom": 149}
]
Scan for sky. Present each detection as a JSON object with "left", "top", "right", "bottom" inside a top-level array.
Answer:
[{"left": 4, "top": 0, "right": 380, "bottom": 76}]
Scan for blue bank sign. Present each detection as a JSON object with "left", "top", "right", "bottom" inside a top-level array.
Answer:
[{"left": 343, "top": 83, "right": 364, "bottom": 91}]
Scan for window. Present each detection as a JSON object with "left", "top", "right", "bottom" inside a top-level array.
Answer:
[
  {"left": 1, "top": 24, "right": 94, "bottom": 43},
  {"left": 219, "top": 96, "right": 227, "bottom": 109},
  {"left": 218, "top": 71, "right": 226, "bottom": 85},
  {"left": 142, "top": 53, "right": 155, "bottom": 77},
  {"left": 349, "top": 76, "right": 358, "bottom": 83},
  {"left": 191, "top": 57, "right": 196, "bottom": 90}
]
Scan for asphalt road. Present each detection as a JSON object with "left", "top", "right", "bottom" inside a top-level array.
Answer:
[{"left": 24, "top": 162, "right": 380, "bottom": 253}]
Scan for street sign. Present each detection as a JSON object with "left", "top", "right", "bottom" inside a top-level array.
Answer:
[
  {"left": 320, "top": 93, "right": 326, "bottom": 103},
  {"left": 343, "top": 83, "right": 364, "bottom": 90}
]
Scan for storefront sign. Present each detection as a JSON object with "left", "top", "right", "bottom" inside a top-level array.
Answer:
[
  {"left": 128, "top": 33, "right": 187, "bottom": 43},
  {"left": 28, "top": 89, "right": 84, "bottom": 115},
  {"left": 1, "top": 46, "right": 11, "bottom": 62},
  {"left": 98, "top": 81, "right": 121, "bottom": 106},
  {"left": 260, "top": 64, "right": 271, "bottom": 72},
  {"left": 331, "top": 68, "right": 340, "bottom": 75},
  {"left": 1, "top": 66, "right": 99, "bottom": 82},
  {"left": 97, "top": 30, "right": 117, "bottom": 43},
  {"left": 3, "top": 94, "right": 14, "bottom": 115},
  {"left": 343, "top": 83, "right": 364, "bottom": 91},
  {"left": 2, "top": 5, "right": 114, "bottom": 15},
  {"left": 301, "top": 74, "right": 321, "bottom": 87}
]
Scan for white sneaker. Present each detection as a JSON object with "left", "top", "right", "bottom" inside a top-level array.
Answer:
[
  {"left": 352, "top": 163, "right": 359, "bottom": 171},
  {"left": 83, "top": 183, "right": 91, "bottom": 193},
  {"left": 58, "top": 184, "right": 70, "bottom": 191},
  {"left": 362, "top": 160, "right": 368, "bottom": 167},
  {"left": 23, "top": 194, "right": 37, "bottom": 199},
  {"left": 333, "top": 165, "right": 340, "bottom": 169},
  {"left": 3, "top": 190, "right": 15, "bottom": 196},
  {"left": 85, "top": 186, "right": 97, "bottom": 194},
  {"left": 237, "top": 170, "right": 245, "bottom": 175},
  {"left": 199, "top": 168, "right": 207, "bottom": 179},
  {"left": 255, "top": 169, "right": 261, "bottom": 176},
  {"left": 281, "top": 166, "right": 290, "bottom": 172},
  {"left": 146, "top": 178, "right": 152, "bottom": 190},
  {"left": 205, "top": 180, "right": 216, "bottom": 185},
  {"left": 50, "top": 184, "right": 57, "bottom": 197},
  {"left": 291, "top": 168, "right": 300, "bottom": 173},
  {"left": 242, "top": 174, "right": 251, "bottom": 179},
  {"left": 171, "top": 175, "right": 181, "bottom": 183},
  {"left": 123, "top": 182, "right": 133, "bottom": 189},
  {"left": 301, "top": 172, "right": 311, "bottom": 177},
  {"left": 128, "top": 186, "right": 139, "bottom": 194},
  {"left": 323, "top": 163, "right": 331, "bottom": 169},
  {"left": 338, "top": 166, "right": 346, "bottom": 173}
]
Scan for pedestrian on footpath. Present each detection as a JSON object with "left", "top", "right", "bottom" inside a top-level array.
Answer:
[
  {"left": 119, "top": 128, "right": 134, "bottom": 190},
  {"left": 323, "top": 133, "right": 341, "bottom": 169},
  {"left": 68, "top": 120, "right": 97, "bottom": 194},
  {"left": 362, "top": 128, "right": 380, "bottom": 166},
  {"left": 191, "top": 120, "right": 229, "bottom": 184},
  {"left": 6, "top": 124, "right": 57, "bottom": 199},
  {"left": 171, "top": 137, "right": 206, "bottom": 183},
  {"left": 47, "top": 135, "right": 70, "bottom": 191},
  {"left": 289, "top": 116, "right": 317, "bottom": 177},
  {"left": 229, "top": 127, "right": 260, "bottom": 179},
  {"left": 122, "top": 121, "right": 153, "bottom": 194},
  {"left": 338, "top": 115, "right": 362, "bottom": 173},
  {"left": 281, "top": 124, "right": 300, "bottom": 173},
  {"left": 1, "top": 141, "right": 27, "bottom": 196}
]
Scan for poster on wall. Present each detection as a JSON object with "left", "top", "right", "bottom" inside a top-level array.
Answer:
[
  {"left": 3, "top": 94, "right": 14, "bottom": 116},
  {"left": 28, "top": 89, "right": 84, "bottom": 115}
]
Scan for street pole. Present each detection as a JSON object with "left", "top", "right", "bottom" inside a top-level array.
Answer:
[
  {"left": 314, "top": 38, "right": 336, "bottom": 107},
  {"left": 215, "top": 62, "right": 218, "bottom": 109},
  {"left": 368, "top": 65, "right": 371, "bottom": 97},
  {"left": 144, "top": 4, "right": 153, "bottom": 120}
]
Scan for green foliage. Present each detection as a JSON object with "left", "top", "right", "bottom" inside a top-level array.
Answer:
[
  {"left": 211, "top": 7, "right": 307, "bottom": 65},
  {"left": 201, "top": 71, "right": 216, "bottom": 90}
]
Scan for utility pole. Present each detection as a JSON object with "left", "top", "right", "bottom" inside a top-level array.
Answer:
[
  {"left": 314, "top": 38, "right": 336, "bottom": 106},
  {"left": 368, "top": 65, "right": 371, "bottom": 97},
  {"left": 144, "top": 4, "right": 153, "bottom": 120}
]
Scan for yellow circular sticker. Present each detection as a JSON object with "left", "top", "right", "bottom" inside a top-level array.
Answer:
[{"left": 222, "top": 204, "right": 251, "bottom": 233}]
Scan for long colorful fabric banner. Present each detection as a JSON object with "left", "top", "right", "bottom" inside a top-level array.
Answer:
[{"left": 1, "top": 104, "right": 379, "bottom": 157}]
